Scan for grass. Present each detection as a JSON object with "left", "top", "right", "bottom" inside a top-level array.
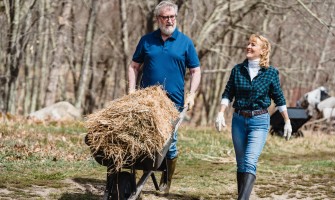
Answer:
[{"left": 0, "top": 120, "right": 334, "bottom": 199}]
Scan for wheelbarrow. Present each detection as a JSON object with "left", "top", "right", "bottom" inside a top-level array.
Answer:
[
  {"left": 270, "top": 107, "right": 311, "bottom": 137},
  {"left": 86, "top": 107, "right": 187, "bottom": 200}
]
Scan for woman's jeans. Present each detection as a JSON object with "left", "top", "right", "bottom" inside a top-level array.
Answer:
[{"left": 232, "top": 112, "right": 270, "bottom": 175}]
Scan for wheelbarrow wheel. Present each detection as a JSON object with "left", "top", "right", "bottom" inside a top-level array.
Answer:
[
  {"left": 296, "top": 130, "right": 304, "bottom": 137},
  {"left": 111, "top": 171, "right": 134, "bottom": 200},
  {"left": 102, "top": 172, "right": 115, "bottom": 200}
]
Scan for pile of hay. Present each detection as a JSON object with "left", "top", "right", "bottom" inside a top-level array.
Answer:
[{"left": 85, "top": 86, "right": 179, "bottom": 172}]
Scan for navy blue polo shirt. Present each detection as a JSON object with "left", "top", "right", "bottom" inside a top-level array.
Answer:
[{"left": 132, "top": 28, "right": 200, "bottom": 109}]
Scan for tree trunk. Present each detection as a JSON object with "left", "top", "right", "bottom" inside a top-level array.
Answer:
[
  {"left": 119, "top": 0, "right": 129, "bottom": 91},
  {"left": 44, "top": 0, "right": 73, "bottom": 106},
  {"left": 4, "top": 0, "right": 21, "bottom": 113},
  {"left": 22, "top": 2, "right": 33, "bottom": 115},
  {"left": 75, "top": 0, "right": 99, "bottom": 109},
  {"left": 30, "top": 0, "right": 46, "bottom": 112},
  {"left": 312, "top": 25, "right": 333, "bottom": 89}
]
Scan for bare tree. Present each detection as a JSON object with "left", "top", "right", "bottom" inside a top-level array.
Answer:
[
  {"left": 44, "top": 0, "right": 73, "bottom": 106},
  {"left": 119, "top": 0, "right": 129, "bottom": 88},
  {"left": 4, "top": 0, "right": 21, "bottom": 113},
  {"left": 0, "top": 0, "right": 334, "bottom": 125},
  {"left": 75, "top": 0, "right": 99, "bottom": 109}
]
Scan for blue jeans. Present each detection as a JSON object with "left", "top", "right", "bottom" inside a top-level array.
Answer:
[
  {"left": 166, "top": 105, "right": 184, "bottom": 159},
  {"left": 166, "top": 131, "right": 178, "bottom": 159},
  {"left": 232, "top": 112, "right": 270, "bottom": 175}
]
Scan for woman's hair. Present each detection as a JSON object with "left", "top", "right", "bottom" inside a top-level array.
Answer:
[
  {"left": 154, "top": 0, "right": 178, "bottom": 17},
  {"left": 250, "top": 34, "right": 271, "bottom": 68}
]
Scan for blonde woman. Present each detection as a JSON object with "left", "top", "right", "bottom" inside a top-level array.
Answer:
[{"left": 215, "top": 34, "right": 292, "bottom": 199}]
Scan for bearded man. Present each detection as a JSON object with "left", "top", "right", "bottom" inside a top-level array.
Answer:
[{"left": 128, "top": 0, "right": 201, "bottom": 196}]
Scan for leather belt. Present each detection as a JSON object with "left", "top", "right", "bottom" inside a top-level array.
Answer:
[{"left": 235, "top": 109, "right": 268, "bottom": 118}]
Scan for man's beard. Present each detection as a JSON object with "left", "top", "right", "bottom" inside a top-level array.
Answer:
[{"left": 159, "top": 22, "right": 176, "bottom": 36}]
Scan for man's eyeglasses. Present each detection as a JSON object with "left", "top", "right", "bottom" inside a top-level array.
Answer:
[{"left": 158, "top": 15, "right": 177, "bottom": 21}]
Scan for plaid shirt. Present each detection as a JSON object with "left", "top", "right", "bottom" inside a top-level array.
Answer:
[{"left": 222, "top": 60, "right": 286, "bottom": 110}]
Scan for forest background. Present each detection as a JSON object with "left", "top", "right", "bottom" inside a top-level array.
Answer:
[{"left": 0, "top": 0, "right": 334, "bottom": 125}]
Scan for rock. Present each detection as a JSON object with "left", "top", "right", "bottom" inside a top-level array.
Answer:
[{"left": 28, "top": 101, "right": 81, "bottom": 121}]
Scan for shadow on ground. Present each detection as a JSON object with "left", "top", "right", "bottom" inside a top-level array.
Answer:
[
  {"left": 58, "top": 177, "right": 202, "bottom": 200},
  {"left": 58, "top": 177, "right": 105, "bottom": 200},
  {"left": 141, "top": 190, "right": 202, "bottom": 200}
]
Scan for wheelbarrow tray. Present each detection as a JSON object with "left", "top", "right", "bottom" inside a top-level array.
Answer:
[
  {"left": 88, "top": 107, "right": 186, "bottom": 171},
  {"left": 99, "top": 108, "right": 187, "bottom": 200},
  {"left": 270, "top": 107, "right": 311, "bottom": 136}
]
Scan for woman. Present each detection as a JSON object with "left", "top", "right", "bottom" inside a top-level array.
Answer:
[{"left": 215, "top": 34, "right": 292, "bottom": 200}]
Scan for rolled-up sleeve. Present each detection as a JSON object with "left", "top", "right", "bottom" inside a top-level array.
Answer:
[
  {"left": 270, "top": 69, "right": 286, "bottom": 107},
  {"left": 221, "top": 67, "right": 236, "bottom": 103}
]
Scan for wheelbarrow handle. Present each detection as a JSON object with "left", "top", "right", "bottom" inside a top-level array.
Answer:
[{"left": 173, "top": 106, "right": 188, "bottom": 133}]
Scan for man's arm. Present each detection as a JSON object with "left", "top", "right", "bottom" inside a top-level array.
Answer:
[
  {"left": 128, "top": 61, "right": 142, "bottom": 93},
  {"left": 189, "top": 67, "right": 201, "bottom": 93},
  {"left": 184, "top": 67, "right": 201, "bottom": 110}
]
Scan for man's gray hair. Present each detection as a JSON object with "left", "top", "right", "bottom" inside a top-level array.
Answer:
[{"left": 154, "top": 0, "right": 178, "bottom": 17}]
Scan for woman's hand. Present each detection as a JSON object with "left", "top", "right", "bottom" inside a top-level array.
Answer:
[
  {"left": 215, "top": 112, "right": 226, "bottom": 132},
  {"left": 284, "top": 120, "right": 292, "bottom": 140}
]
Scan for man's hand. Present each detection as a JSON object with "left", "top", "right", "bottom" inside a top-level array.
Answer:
[
  {"left": 184, "top": 92, "right": 196, "bottom": 110},
  {"left": 128, "top": 88, "right": 136, "bottom": 94},
  {"left": 215, "top": 112, "right": 226, "bottom": 132},
  {"left": 283, "top": 120, "right": 292, "bottom": 140}
]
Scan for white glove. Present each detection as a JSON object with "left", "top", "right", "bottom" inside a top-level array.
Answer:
[
  {"left": 215, "top": 112, "right": 226, "bottom": 132},
  {"left": 128, "top": 88, "right": 136, "bottom": 94},
  {"left": 283, "top": 120, "right": 292, "bottom": 140},
  {"left": 184, "top": 92, "right": 196, "bottom": 110}
]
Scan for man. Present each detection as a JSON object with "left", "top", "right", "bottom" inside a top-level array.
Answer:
[{"left": 128, "top": 0, "right": 201, "bottom": 195}]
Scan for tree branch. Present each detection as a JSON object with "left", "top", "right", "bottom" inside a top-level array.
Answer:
[{"left": 296, "top": 0, "right": 335, "bottom": 35}]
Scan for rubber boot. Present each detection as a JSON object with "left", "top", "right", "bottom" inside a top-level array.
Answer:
[
  {"left": 237, "top": 172, "right": 256, "bottom": 200},
  {"left": 158, "top": 157, "right": 177, "bottom": 195},
  {"left": 237, "top": 172, "right": 244, "bottom": 194}
]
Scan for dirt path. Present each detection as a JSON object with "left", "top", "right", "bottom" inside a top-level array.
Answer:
[{"left": 0, "top": 178, "right": 330, "bottom": 200}]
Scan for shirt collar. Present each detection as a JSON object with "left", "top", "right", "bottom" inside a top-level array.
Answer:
[
  {"left": 171, "top": 28, "right": 179, "bottom": 39},
  {"left": 242, "top": 59, "right": 267, "bottom": 72},
  {"left": 248, "top": 59, "right": 260, "bottom": 68}
]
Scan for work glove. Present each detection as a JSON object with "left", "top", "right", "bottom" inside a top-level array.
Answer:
[
  {"left": 128, "top": 88, "right": 136, "bottom": 94},
  {"left": 184, "top": 92, "right": 196, "bottom": 110},
  {"left": 283, "top": 120, "right": 292, "bottom": 140},
  {"left": 215, "top": 111, "right": 226, "bottom": 132}
]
